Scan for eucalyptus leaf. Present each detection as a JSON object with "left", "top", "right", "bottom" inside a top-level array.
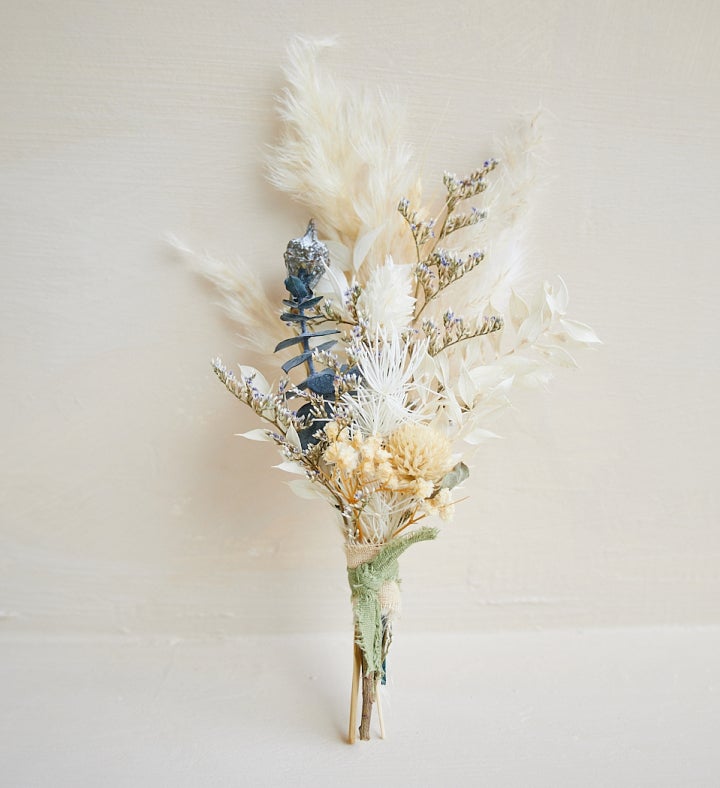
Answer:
[
  {"left": 298, "top": 295, "right": 324, "bottom": 309},
  {"left": 299, "top": 369, "right": 336, "bottom": 395},
  {"left": 282, "top": 350, "right": 314, "bottom": 374},
  {"left": 312, "top": 339, "right": 338, "bottom": 354},
  {"left": 275, "top": 334, "right": 308, "bottom": 352},
  {"left": 298, "top": 424, "right": 319, "bottom": 450},
  {"left": 285, "top": 275, "right": 309, "bottom": 300},
  {"left": 274, "top": 329, "right": 339, "bottom": 353},
  {"left": 438, "top": 461, "right": 470, "bottom": 490}
]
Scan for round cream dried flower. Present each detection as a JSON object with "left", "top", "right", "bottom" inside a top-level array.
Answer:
[
  {"left": 434, "top": 488, "right": 455, "bottom": 521},
  {"left": 323, "top": 421, "right": 340, "bottom": 441},
  {"left": 411, "top": 478, "right": 434, "bottom": 500},
  {"left": 376, "top": 461, "right": 398, "bottom": 488},
  {"left": 385, "top": 423, "right": 454, "bottom": 483},
  {"left": 323, "top": 441, "right": 359, "bottom": 473}
]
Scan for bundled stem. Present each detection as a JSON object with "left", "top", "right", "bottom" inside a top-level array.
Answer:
[{"left": 359, "top": 663, "right": 376, "bottom": 740}]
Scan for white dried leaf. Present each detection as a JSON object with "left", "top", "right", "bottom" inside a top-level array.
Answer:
[
  {"left": 353, "top": 225, "right": 384, "bottom": 271},
  {"left": 544, "top": 277, "right": 569, "bottom": 316},
  {"left": 487, "top": 324, "right": 503, "bottom": 353},
  {"left": 273, "top": 461, "right": 307, "bottom": 475},
  {"left": 536, "top": 343, "right": 578, "bottom": 368},
  {"left": 325, "top": 240, "right": 352, "bottom": 271},
  {"left": 236, "top": 429, "right": 273, "bottom": 442},
  {"left": 287, "top": 478, "right": 338, "bottom": 505},
  {"left": 515, "top": 368, "right": 554, "bottom": 389},
  {"left": 468, "top": 364, "right": 505, "bottom": 390},
  {"left": 559, "top": 318, "right": 601, "bottom": 344},
  {"left": 287, "top": 478, "right": 324, "bottom": 500},
  {"left": 463, "top": 428, "right": 502, "bottom": 445},
  {"left": 494, "top": 376, "right": 515, "bottom": 394},
  {"left": 312, "top": 262, "right": 351, "bottom": 319},
  {"left": 509, "top": 289, "right": 530, "bottom": 328},
  {"left": 284, "top": 424, "right": 302, "bottom": 450},
  {"left": 434, "top": 351, "right": 450, "bottom": 385},
  {"left": 517, "top": 309, "right": 545, "bottom": 344},
  {"left": 238, "top": 366, "right": 271, "bottom": 395},
  {"left": 457, "top": 364, "right": 476, "bottom": 408}
]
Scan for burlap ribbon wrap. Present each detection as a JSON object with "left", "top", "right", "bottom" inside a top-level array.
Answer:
[{"left": 346, "top": 526, "right": 438, "bottom": 677}]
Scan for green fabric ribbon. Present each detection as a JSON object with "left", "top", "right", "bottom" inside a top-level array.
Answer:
[{"left": 347, "top": 526, "right": 438, "bottom": 676}]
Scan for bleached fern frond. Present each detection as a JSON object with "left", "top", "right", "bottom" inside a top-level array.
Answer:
[
  {"left": 267, "top": 37, "right": 418, "bottom": 280},
  {"left": 486, "top": 112, "right": 543, "bottom": 239},
  {"left": 169, "top": 235, "right": 288, "bottom": 355}
]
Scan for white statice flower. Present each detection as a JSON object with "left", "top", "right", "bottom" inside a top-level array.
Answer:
[{"left": 356, "top": 257, "right": 415, "bottom": 332}]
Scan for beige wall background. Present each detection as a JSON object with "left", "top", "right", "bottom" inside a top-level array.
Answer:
[{"left": 1, "top": 0, "right": 718, "bottom": 639}]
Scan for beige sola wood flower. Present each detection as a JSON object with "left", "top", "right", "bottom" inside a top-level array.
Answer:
[{"left": 189, "top": 37, "right": 599, "bottom": 743}]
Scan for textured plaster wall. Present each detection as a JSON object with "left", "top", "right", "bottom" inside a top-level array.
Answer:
[{"left": 1, "top": 0, "right": 718, "bottom": 638}]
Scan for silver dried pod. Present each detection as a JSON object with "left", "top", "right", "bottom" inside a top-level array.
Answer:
[{"left": 284, "top": 219, "right": 329, "bottom": 289}]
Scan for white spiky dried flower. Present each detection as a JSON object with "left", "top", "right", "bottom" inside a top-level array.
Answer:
[{"left": 344, "top": 328, "right": 429, "bottom": 435}]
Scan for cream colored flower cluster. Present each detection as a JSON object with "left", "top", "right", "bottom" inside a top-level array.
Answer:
[
  {"left": 384, "top": 423, "right": 454, "bottom": 487},
  {"left": 322, "top": 421, "right": 457, "bottom": 524}
]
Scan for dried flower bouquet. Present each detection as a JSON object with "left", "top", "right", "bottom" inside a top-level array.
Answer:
[{"left": 187, "top": 38, "right": 599, "bottom": 741}]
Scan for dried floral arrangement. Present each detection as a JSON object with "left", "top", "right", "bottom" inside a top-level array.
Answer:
[{"left": 182, "top": 38, "right": 599, "bottom": 742}]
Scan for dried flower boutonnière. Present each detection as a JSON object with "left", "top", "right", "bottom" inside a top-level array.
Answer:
[{"left": 184, "top": 38, "right": 599, "bottom": 742}]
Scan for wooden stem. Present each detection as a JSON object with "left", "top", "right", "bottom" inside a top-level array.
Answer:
[
  {"left": 375, "top": 679, "right": 385, "bottom": 739},
  {"left": 359, "top": 663, "right": 375, "bottom": 741},
  {"left": 348, "top": 643, "right": 361, "bottom": 744}
]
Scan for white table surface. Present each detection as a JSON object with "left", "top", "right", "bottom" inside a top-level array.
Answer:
[{"left": 3, "top": 627, "right": 719, "bottom": 787}]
